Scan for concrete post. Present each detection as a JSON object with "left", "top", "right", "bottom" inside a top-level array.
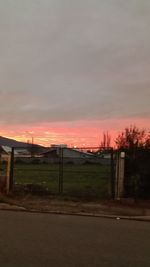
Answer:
[{"left": 115, "top": 151, "right": 125, "bottom": 200}]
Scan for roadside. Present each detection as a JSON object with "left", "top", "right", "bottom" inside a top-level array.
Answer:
[{"left": 0, "top": 193, "right": 150, "bottom": 221}]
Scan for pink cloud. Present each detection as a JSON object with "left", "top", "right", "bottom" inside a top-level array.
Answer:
[{"left": 0, "top": 117, "right": 149, "bottom": 147}]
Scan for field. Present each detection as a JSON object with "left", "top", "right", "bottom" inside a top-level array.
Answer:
[{"left": 10, "top": 163, "right": 112, "bottom": 199}]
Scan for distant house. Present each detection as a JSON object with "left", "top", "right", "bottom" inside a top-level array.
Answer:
[
  {"left": 41, "top": 146, "right": 95, "bottom": 164},
  {"left": 42, "top": 147, "right": 93, "bottom": 159},
  {"left": 0, "top": 146, "right": 31, "bottom": 158},
  {"left": 0, "top": 146, "right": 8, "bottom": 157}
]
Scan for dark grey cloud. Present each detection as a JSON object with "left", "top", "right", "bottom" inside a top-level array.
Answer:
[{"left": 0, "top": 0, "right": 150, "bottom": 125}]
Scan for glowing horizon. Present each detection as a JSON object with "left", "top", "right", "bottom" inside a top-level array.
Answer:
[{"left": 0, "top": 118, "right": 149, "bottom": 148}]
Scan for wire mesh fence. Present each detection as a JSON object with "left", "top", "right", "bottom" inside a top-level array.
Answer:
[
  {"left": 1, "top": 146, "right": 149, "bottom": 199},
  {"left": 5, "top": 146, "right": 115, "bottom": 199},
  {"left": 124, "top": 148, "right": 150, "bottom": 199}
]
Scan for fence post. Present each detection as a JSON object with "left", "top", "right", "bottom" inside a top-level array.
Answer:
[
  {"left": 61, "top": 148, "right": 64, "bottom": 194},
  {"left": 110, "top": 149, "right": 115, "bottom": 198},
  {"left": 9, "top": 147, "right": 14, "bottom": 192},
  {"left": 58, "top": 147, "right": 64, "bottom": 194},
  {"left": 6, "top": 154, "right": 11, "bottom": 194},
  {"left": 115, "top": 151, "right": 125, "bottom": 200}
]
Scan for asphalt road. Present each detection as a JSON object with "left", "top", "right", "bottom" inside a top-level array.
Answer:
[{"left": 0, "top": 211, "right": 149, "bottom": 267}]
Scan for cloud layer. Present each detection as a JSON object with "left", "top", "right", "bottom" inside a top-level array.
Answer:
[{"left": 0, "top": 0, "right": 150, "bottom": 126}]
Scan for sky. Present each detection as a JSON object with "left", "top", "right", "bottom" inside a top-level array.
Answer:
[{"left": 0, "top": 0, "right": 150, "bottom": 147}]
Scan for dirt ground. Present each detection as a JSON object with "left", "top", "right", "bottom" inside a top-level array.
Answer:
[{"left": 0, "top": 193, "right": 150, "bottom": 216}]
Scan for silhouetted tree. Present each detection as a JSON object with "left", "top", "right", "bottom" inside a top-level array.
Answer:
[
  {"left": 100, "top": 131, "right": 111, "bottom": 148},
  {"left": 115, "top": 125, "right": 150, "bottom": 149},
  {"left": 145, "top": 133, "right": 150, "bottom": 149}
]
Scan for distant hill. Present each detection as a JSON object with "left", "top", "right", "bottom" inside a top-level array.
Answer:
[{"left": 0, "top": 136, "right": 44, "bottom": 149}]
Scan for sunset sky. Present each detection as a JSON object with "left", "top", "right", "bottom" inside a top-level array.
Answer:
[{"left": 0, "top": 0, "right": 150, "bottom": 147}]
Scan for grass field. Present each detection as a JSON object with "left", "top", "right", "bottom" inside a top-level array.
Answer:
[{"left": 10, "top": 163, "right": 112, "bottom": 199}]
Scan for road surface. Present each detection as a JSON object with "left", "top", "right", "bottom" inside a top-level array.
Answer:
[{"left": 0, "top": 211, "right": 149, "bottom": 267}]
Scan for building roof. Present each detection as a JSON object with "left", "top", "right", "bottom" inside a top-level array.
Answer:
[
  {"left": 41, "top": 147, "right": 94, "bottom": 158},
  {"left": 1, "top": 146, "right": 31, "bottom": 157}
]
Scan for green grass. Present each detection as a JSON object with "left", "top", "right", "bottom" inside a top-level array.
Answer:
[
  {"left": 13, "top": 163, "right": 111, "bottom": 199},
  {"left": 14, "top": 164, "right": 59, "bottom": 193}
]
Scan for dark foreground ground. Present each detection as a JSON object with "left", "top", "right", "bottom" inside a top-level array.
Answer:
[
  {"left": 0, "top": 211, "right": 149, "bottom": 267},
  {"left": 1, "top": 194, "right": 150, "bottom": 216}
]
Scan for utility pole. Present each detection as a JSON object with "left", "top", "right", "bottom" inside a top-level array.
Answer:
[{"left": 26, "top": 131, "right": 34, "bottom": 157}]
